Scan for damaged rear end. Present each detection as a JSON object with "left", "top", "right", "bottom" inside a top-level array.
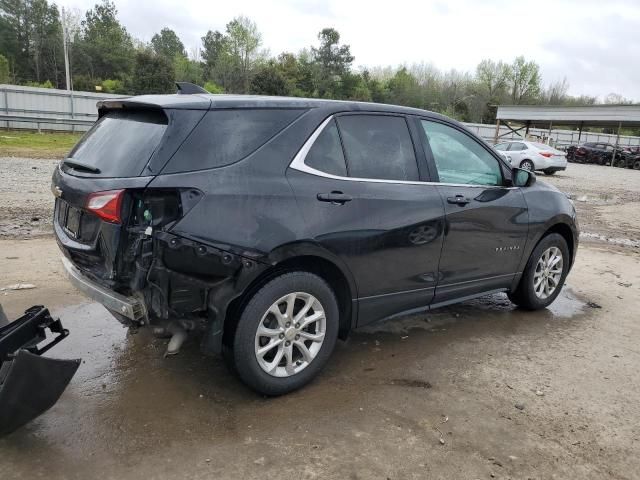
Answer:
[{"left": 53, "top": 95, "right": 261, "bottom": 354}]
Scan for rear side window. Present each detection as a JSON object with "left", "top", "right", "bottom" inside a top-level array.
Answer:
[
  {"left": 305, "top": 119, "right": 347, "bottom": 176},
  {"left": 336, "top": 115, "right": 419, "bottom": 181},
  {"left": 164, "top": 109, "right": 303, "bottom": 173},
  {"left": 67, "top": 110, "right": 167, "bottom": 177}
]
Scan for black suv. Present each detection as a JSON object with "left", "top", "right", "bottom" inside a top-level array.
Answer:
[{"left": 53, "top": 89, "right": 578, "bottom": 395}]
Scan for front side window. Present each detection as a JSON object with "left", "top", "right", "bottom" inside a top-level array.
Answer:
[
  {"left": 509, "top": 142, "right": 526, "bottom": 151},
  {"left": 494, "top": 143, "right": 509, "bottom": 151},
  {"left": 336, "top": 115, "right": 419, "bottom": 181},
  {"left": 421, "top": 120, "right": 503, "bottom": 186},
  {"left": 305, "top": 119, "right": 347, "bottom": 176}
]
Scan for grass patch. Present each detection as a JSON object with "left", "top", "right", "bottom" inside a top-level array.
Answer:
[{"left": 0, "top": 130, "right": 83, "bottom": 159}]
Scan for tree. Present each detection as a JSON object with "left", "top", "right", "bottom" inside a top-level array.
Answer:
[
  {"left": 131, "top": 50, "right": 174, "bottom": 94},
  {"left": 201, "top": 30, "right": 231, "bottom": 87},
  {"left": 542, "top": 78, "right": 570, "bottom": 105},
  {"left": 604, "top": 92, "right": 632, "bottom": 104},
  {"left": 0, "top": 54, "right": 9, "bottom": 82},
  {"left": 0, "top": 0, "right": 64, "bottom": 86},
  {"left": 311, "top": 28, "right": 354, "bottom": 97},
  {"left": 251, "top": 61, "right": 288, "bottom": 96},
  {"left": 225, "top": 15, "right": 263, "bottom": 93},
  {"left": 73, "top": 0, "right": 134, "bottom": 82},
  {"left": 475, "top": 59, "right": 509, "bottom": 106},
  {"left": 507, "top": 56, "right": 541, "bottom": 104},
  {"left": 174, "top": 54, "right": 203, "bottom": 85},
  {"left": 151, "top": 28, "right": 185, "bottom": 60},
  {"left": 386, "top": 68, "right": 422, "bottom": 108}
]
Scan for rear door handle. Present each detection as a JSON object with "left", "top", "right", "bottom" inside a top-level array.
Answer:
[
  {"left": 317, "top": 191, "right": 353, "bottom": 204},
  {"left": 447, "top": 195, "right": 471, "bottom": 206}
]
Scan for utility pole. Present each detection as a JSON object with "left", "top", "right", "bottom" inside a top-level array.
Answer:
[{"left": 62, "top": 7, "right": 71, "bottom": 91}]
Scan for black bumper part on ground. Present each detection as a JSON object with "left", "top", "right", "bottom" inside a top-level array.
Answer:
[{"left": 0, "top": 306, "right": 80, "bottom": 436}]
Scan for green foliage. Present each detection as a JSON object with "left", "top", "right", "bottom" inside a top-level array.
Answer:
[
  {"left": 174, "top": 55, "right": 203, "bottom": 85},
  {"left": 101, "top": 78, "right": 125, "bottom": 93},
  {"left": 72, "top": 0, "right": 134, "bottom": 83},
  {"left": 25, "top": 79, "right": 54, "bottom": 88},
  {"left": 0, "top": 0, "right": 64, "bottom": 86},
  {"left": 131, "top": 50, "right": 175, "bottom": 95},
  {"left": 151, "top": 28, "right": 186, "bottom": 59},
  {"left": 310, "top": 28, "right": 354, "bottom": 97},
  {"left": 0, "top": 54, "right": 9, "bottom": 82},
  {"left": 204, "top": 81, "right": 224, "bottom": 94},
  {"left": 508, "top": 56, "right": 541, "bottom": 104}
]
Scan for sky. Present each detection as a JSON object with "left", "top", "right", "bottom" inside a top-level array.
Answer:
[{"left": 61, "top": 0, "right": 640, "bottom": 101}]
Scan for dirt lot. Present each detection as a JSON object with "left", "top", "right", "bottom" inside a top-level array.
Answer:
[{"left": 1, "top": 159, "right": 639, "bottom": 479}]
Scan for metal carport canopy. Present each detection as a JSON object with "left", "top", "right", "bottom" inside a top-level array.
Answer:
[{"left": 496, "top": 104, "right": 640, "bottom": 128}]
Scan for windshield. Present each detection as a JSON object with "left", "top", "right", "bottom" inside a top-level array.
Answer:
[{"left": 66, "top": 109, "right": 168, "bottom": 177}]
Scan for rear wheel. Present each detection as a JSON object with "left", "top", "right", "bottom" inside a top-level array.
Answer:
[
  {"left": 520, "top": 159, "right": 535, "bottom": 171},
  {"left": 231, "top": 271, "right": 339, "bottom": 395},
  {"left": 634, "top": 160, "right": 640, "bottom": 170},
  {"left": 509, "top": 233, "right": 570, "bottom": 310}
]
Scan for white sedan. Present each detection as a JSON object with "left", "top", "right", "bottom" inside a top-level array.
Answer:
[{"left": 494, "top": 140, "right": 567, "bottom": 175}]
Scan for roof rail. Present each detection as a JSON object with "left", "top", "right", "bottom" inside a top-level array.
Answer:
[{"left": 175, "top": 82, "right": 208, "bottom": 95}]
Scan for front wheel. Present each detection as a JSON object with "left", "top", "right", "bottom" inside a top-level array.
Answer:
[
  {"left": 509, "top": 233, "right": 570, "bottom": 310},
  {"left": 520, "top": 159, "right": 535, "bottom": 171},
  {"left": 231, "top": 271, "right": 339, "bottom": 395}
]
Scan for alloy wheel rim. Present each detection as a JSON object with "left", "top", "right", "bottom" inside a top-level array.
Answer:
[
  {"left": 254, "top": 292, "right": 326, "bottom": 377},
  {"left": 533, "top": 246, "right": 563, "bottom": 299},
  {"left": 522, "top": 161, "right": 533, "bottom": 171}
]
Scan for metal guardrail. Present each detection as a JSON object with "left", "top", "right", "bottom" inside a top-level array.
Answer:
[{"left": 0, "top": 114, "right": 95, "bottom": 132}]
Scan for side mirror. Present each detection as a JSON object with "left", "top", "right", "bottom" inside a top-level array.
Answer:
[{"left": 512, "top": 167, "right": 536, "bottom": 187}]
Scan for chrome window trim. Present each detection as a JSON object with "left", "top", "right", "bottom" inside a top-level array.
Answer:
[{"left": 289, "top": 114, "right": 516, "bottom": 189}]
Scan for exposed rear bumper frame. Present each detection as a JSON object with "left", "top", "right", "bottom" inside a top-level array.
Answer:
[{"left": 61, "top": 256, "right": 147, "bottom": 321}]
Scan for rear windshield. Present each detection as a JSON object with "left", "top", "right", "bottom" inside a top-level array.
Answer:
[
  {"left": 162, "top": 108, "right": 304, "bottom": 173},
  {"left": 532, "top": 142, "right": 552, "bottom": 150},
  {"left": 66, "top": 110, "right": 167, "bottom": 177}
]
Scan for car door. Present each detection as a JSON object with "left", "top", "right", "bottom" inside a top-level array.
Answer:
[
  {"left": 418, "top": 118, "right": 529, "bottom": 305},
  {"left": 507, "top": 141, "right": 527, "bottom": 166},
  {"left": 287, "top": 113, "right": 445, "bottom": 326}
]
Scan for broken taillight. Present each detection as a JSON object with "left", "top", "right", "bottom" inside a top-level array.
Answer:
[{"left": 86, "top": 189, "right": 125, "bottom": 224}]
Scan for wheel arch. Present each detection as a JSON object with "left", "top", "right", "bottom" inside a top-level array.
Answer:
[
  {"left": 222, "top": 251, "right": 356, "bottom": 349},
  {"left": 511, "top": 217, "right": 577, "bottom": 293}
]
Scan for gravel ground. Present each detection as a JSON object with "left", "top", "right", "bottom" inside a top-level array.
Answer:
[{"left": 0, "top": 157, "right": 58, "bottom": 238}]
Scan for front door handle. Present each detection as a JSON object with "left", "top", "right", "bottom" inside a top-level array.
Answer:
[
  {"left": 447, "top": 195, "right": 471, "bottom": 206},
  {"left": 317, "top": 191, "right": 353, "bottom": 204}
]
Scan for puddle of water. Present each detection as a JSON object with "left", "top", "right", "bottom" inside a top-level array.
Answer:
[
  {"left": 359, "top": 288, "right": 586, "bottom": 335},
  {"left": 575, "top": 193, "right": 620, "bottom": 204},
  {"left": 580, "top": 231, "right": 640, "bottom": 248}
]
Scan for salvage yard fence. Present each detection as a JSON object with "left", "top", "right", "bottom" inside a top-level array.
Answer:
[{"left": 1, "top": 84, "right": 639, "bottom": 148}]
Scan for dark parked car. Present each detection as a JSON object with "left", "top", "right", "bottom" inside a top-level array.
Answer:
[
  {"left": 53, "top": 89, "right": 578, "bottom": 395},
  {"left": 566, "top": 142, "right": 623, "bottom": 165}
]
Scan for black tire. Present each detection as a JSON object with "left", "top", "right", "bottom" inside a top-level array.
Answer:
[
  {"left": 520, "top": 159, "right": 535, "bottom": 171},
  {"left": 231, "top": 271, "right": 339, "bottom": 395},
  {"left": 544, "top": 169, "right": 556, "bottom": 175},
  {"left": 508, "top": 233, "right": 570, "bottom": 310},
  {"left": 634, "top": 160, "right": 640, "bottom": 170}
]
